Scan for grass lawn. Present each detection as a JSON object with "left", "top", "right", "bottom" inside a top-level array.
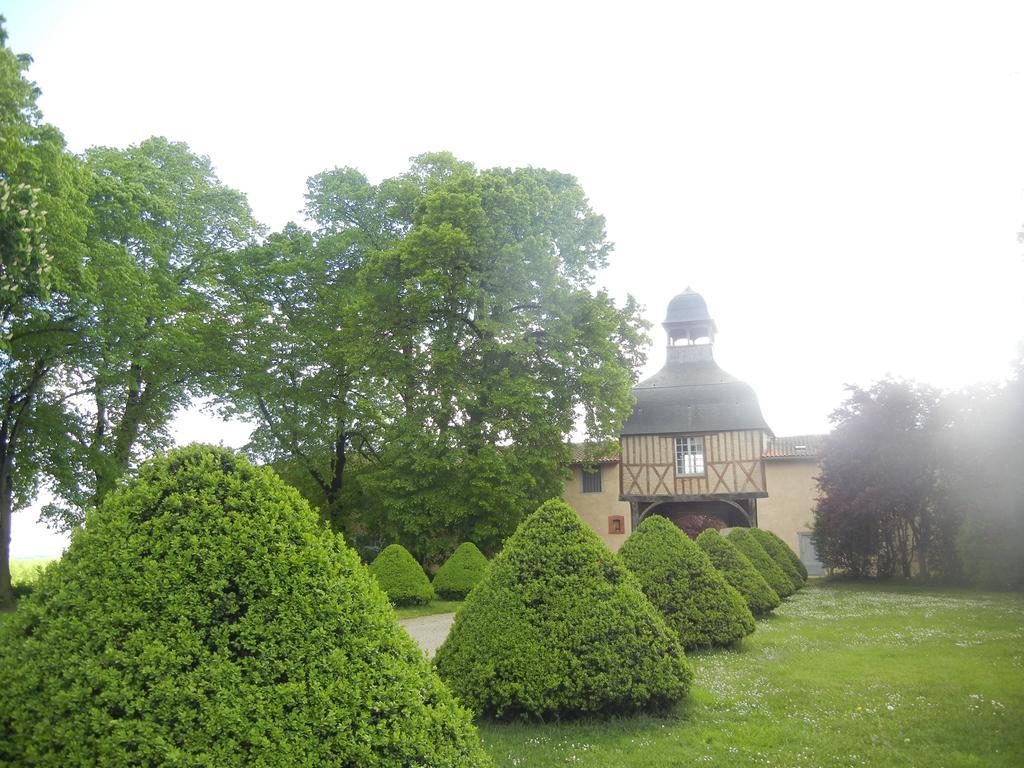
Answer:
[
  {"left": 478, "top": 581, "right": 1024, "bottom": 767},
  {"left": 394, "top": 599, "right": 464, "bottom": 620},
  {"left": 9, "top": 557, "right": 57, "bottom": 585}
]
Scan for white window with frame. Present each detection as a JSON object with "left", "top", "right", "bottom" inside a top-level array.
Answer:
[
  {"left": 675, "top": 436, "right": 705, "bottom": 476},
  {"left": 581, "top": 467, "right": 602, "bottom": 493}
]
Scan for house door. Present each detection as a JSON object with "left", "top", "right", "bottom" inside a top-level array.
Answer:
[{"left": 798, "top": 532, "right": 825, "bottom": 577}]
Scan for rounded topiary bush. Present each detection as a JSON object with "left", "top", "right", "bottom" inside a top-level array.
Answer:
[
  {"left": 776, "top": 531, "right": 809, "bottom": 581},
  {"left": 753, "top": 528, "right": 808, "bottom": 583},
  {"left": 433, "top": 542, "right": 489, "bottom": 599},
  {"left": 435, "top": 498, "right": 692, "bottom": 720},
  {"left": 696, "top": 528, "right": 781, "bottom": 616},
  {"left": 0, "top": 445, "right": 490, "bottom": 767},
  {"left": 727, "top": 527, "right": 795, "bottom": 598},
  {"left": 748, "top": 528, "right": 804, "bottom": 591},
  {"left": 619, "top": 516, "right": 755, "bottom": 649},
  {"left": 369, "top": 544, "right": 435, "bottom": 605}
]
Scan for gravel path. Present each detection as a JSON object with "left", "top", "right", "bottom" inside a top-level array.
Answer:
[{"left": 398, "top": 612, "right": 456, "bottom": 658}]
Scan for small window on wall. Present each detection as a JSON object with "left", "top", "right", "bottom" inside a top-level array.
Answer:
[
  {"left": 581, "top": 467, "right": 602, "bottom": 493},
  {"left": 608, "top": 515, "right": 625, "bottom": 534},
  {"left": 675, "top": 436, "right": 705, "bottom": 476}
]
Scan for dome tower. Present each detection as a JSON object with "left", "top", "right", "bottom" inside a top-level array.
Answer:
[{"left": 663, "top": 287, "right": 718, "bottom": 347}]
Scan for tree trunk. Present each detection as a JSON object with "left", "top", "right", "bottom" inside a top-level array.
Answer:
[
  {"left": 917, "top": 547, "right": 929, "bottom": 579},
  {"left": 89, "top": 384, "right": 108, "bottom": 507},
  {"left": 0, "top": 454, "right": 14, "bottom": 609},
  {"left": 94, "top": 366, "right": 154, "bottom": 505},
  {"left": 899, "top": 522, "right": 912, "bottom": 578},
  {"left": 325, "top": 429, "right": 346, "bottom": 532},
  {"left": 0, "top": 362, "right": 47, "bottom": 609},
  {"left": 103, "top": 365, "right": 148, "bottom": 497},
  {"left": 912, "top": 510, "right": 931, "bottom": 579}
]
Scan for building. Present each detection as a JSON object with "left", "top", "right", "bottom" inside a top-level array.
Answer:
[
  {"left": 563, "top": 288, "right": 826, "bottom": 573},
  {"left": 563, "top": 444, "right": 631, "bottom": 551},
  {"left": 760, "top": 435, "right": 827, "bottom": 576},
  {"left": 619, "top": 288, "right": 771, "bottom": 532}
]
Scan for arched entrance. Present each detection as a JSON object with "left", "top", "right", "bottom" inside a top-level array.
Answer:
[{"left": 637, "top": 499, "right": 755, "bottom": 537}]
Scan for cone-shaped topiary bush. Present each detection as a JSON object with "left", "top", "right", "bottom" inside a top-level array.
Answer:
[
  {"left": 748, "top": 528, "right": 805, "bottom": 589},
  {"left": 0, "top": 446, "right": 491, "bottom": 767},
  {"left": 696, "top": 528, "right": 781, "bottom": 615},
  {"left": 619, "top": 516, "right": 755, "bottom": 649},
  {"left": 433, "top": 542, "right": 489, "bottom": 599},
  {"left": 369, "top": 544, "right": 435, "bottom": 605},
  {"left": 763, "top": 528, "right": 809, "bottom": 581},
  {"left": 435, "top": 498, "right": 692, "bottom": 720},
  {"left": 727, "top": 528, "right": 795, "bottom": 598}
]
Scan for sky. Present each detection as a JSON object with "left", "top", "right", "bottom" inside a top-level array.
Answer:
[{"left": 6, "top": 0, "right": 1024, "bottom": 558}]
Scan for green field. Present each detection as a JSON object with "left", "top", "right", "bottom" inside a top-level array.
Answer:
[
  {"left": 8, "top": 558, "right": 57, "bottom": 585},
  {"left": 477, "top": 581, "right": 1024, "bottom": 767}
]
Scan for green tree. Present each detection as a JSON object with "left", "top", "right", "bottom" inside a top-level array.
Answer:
[
  {"left": 212, "top": 163, "right": 421, "bottom": 535},
  {"left": 214, "top": 211, "right": 389, "bottom": 536},
  {"left": 354, "top": 157, "right": 648, "bottom": 559},
  {"left": 0, "top": 18, "right": 90, "bottom": 607},
  {"left": 42, "top": 137, "right": 260, "bottom": 527},
  {"left": 812, "top": 380, "right": 949, "bottom": 578},
  {"left": 219, "top": 154, "right": 648, "bottom": 560}
]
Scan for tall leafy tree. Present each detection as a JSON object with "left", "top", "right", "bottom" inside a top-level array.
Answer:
[
  {"left": 219, "top": 154, "right": 648, "bottom": 560},
  {"left": 0, "top": 17, "right": 90, "bottom": 607},
  {"left": 356, "top": 160, "right": 647, "bottom": 558},
  {"left": 215, "top": 166, "right": 399, "bottom": 533},
  {"left": 42, "top": 137, "right": 261, "bottom": 527},
  {"left": 812, "top": 379, "right": 948, "bottom": 577}
]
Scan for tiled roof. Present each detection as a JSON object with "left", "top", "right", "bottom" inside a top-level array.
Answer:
[
  {"left": 763, "top": 434, "right": 827, "bottom": 459},
  {"left": 567, "top": 442, "right": 621, "bottom": 465}
]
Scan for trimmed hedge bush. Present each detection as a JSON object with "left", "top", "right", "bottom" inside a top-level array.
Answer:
[
  {"left": 435, "top": 498, "right": 692, "bottom": 720},
  {"left": 727, "top": 528, "right": 795, "bottom": 598},
  {"left": 781, "top": 533, "right": 810, "bottom": 581},
  {"left": 748, "top": 528, "right": 804, "bottom": 590},
  {"left": 433, "top": 542, "right": 489, "bottom": 599},
  {"left": 369, "top": 544, "right": 435, "bottom": 605},
  {"left": 696, "top": 529, "right": 781, "bottom": 615},
  {"left": 0, "top": 446, "right": 490, "bottom": 767},
  {"left": 619, "top": 516, "right": 755, "bottom": 649},
  {"left": 755, "top": 528, "right": 808, "bottom": 582}
]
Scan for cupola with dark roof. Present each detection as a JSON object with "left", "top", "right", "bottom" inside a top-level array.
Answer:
[
  {"left": 622, "top": 289, "right": 771, "bottom": 436},
  {"left": 663, "top": 286, "right": 718, "bottom": 346}
]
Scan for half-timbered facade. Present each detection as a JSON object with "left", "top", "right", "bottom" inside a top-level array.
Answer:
[{"left": 620, "top": 430, "right": 767, "bottom": 499}]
